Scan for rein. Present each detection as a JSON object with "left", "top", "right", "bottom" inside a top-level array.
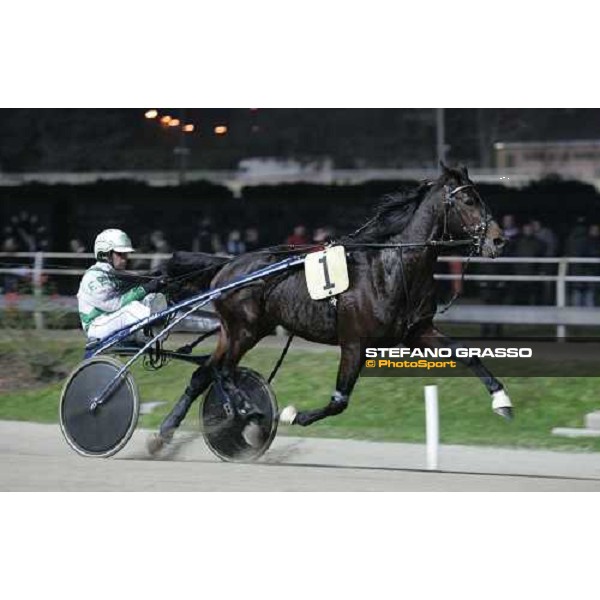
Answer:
[{"left": 340, "top": 239, "right": 476, "bottom": 250}]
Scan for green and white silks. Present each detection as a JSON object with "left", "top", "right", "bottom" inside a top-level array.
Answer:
[{"left": 77, "top": 262, "right": 165, "bottom": 340}]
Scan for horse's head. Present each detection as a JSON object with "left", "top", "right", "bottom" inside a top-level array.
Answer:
[{"left": 436, "top": 162, "right": 505, "bottom": 258}]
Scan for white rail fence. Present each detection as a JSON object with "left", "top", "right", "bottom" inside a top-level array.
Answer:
[
  {"left": 436, "top": 256, "right": 600, "bottom": 338},
  {"left": 1, "top": 252, "right": 599, "bottom": 337}
]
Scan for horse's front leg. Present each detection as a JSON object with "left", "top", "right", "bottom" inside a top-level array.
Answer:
[
  {"left": 407, "top": 325, "right": 513, "bottom": 419},
  {"left": 280, "top": 342, "right": 363, "bottom": 427}
]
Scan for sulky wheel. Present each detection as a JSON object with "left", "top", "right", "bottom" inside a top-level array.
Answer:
[
  {"left": 201, "top": 367, "right": 278, "bottom": 462},
  {"left": 59, "top": 356, "right": 139, "bottom": 458}
]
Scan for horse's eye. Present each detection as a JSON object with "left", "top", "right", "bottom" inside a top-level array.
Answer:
[{"left": 463, "top": 197, "right": 475, "bottom": 206}]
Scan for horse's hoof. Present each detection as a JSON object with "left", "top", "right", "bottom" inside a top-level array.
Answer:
[
  {"left": 242, "top": 419, "right": 264, "bottom": 447},
  {"left": 491, "top": 389, "right": 513, "bottom": 421},
  {"left": 146, "top": 433, "right": 166, "bottom": 455},
  {"left": 146, "top": 430, "right": 173, "bottom": 455},
  {"left": 279, "top": 405, "right": 298, "bottom": 425},
  {"left": 493, "top": 406, "right": 513, "bottom": 420}
]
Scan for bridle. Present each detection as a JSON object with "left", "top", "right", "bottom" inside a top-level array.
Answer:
[{"left": 441, "top": 182, "right": 493, "bottom": 254}]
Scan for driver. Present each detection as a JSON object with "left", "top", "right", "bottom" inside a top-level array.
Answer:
[{"left": 78, "top": 228, "right": 166, "bottom": 341}]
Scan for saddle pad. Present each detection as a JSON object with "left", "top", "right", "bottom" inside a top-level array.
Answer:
[{"left": 304, "top": 245, "right": 349, "bottom": 300}]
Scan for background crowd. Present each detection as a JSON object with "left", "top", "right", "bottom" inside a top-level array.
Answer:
[{"left": 1, "top": 209, "right": 599, "bottom": 307}]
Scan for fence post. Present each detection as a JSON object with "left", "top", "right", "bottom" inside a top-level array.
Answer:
[
  {"left": 33, "top": 251, "right": 44, "bottom": 330},
  {"left": 556, "top": 259, "right": 567, "bottom": 340},
  {"left": 424, "top": 385, "right": 439, "bottom": 470}
]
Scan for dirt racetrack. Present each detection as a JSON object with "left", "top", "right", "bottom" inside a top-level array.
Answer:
[{"left": 2, "top": 421, "right": 600, "bottom": 491}]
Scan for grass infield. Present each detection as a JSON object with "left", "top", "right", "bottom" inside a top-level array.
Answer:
[{"left": 1, "top": 335, "right": 599, "bottom": 452}]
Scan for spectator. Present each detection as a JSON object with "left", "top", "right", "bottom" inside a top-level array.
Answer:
[
  {"left": 149, "top": 230, "right": 171, "bottom": 270},
  {"left": 1, "top": 236, "right": 18, "bottom": 252},
  {"left": 211, "top": 233, "right": 226, "bottom": 255},
  {"left": 69, "top": 239, "right": 86, "bottom": 254},
  {"left": 56, "top": 239, "right": 88, "bottom": 295},
  {"left": 498, "top": 216, "right": 519, "bottom": 307},
  {"left": 286, "top": 225, "right": 308, "bottom": 246},
  {"left": 531, "top": 220, "right": 557, "bottom": 257},
  {"left": 226, "top": 230, "right": 246, "bottom": 255},
  {"left": 501, "top": 214, "right": 519, "bottom": 243},
  {"left": 512, "top": 223, "right": 546, "bottom": 305},
  {"left": 448, "top": 256, "right": 464, "bottom": 296},
  {"left": 129, "top": 233, "right": 152, "bottom": 271},
  {"left": 6, "top": 211, "right": 49, "bottom": 252},
  {"left": 565, "top": 217, "right": 587, "bottom": 257},
  {"left": 244, "top": 227, "right": 261, "bottom": 252},
  {"left": 531, "top": 219, "right": 558, "bottom": 304},
  {"left": 573, "top": 224, "right": 600, "bottom": 307},
  {"left": 566, "top": 217, "right": 589, "bottom": 306},
  {"left": 192, "top": 218, "right": 215, "bottom": 253},
  {"left": 1, "top": 236, "right": 19, "bottom": 293},
  {"left": 150, "top": 230, "right": 170, "bottom": 253},
  {"left": 312, "top": 226, "right": 334, "bottom": 245}
]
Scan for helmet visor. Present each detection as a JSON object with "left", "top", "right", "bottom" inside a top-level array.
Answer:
[{"left": 111, "top": 245, "right": 135, "bottom": 253}]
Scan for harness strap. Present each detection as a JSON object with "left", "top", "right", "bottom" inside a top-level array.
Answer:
[
  {"left": 398, "top": 246, "right": 411, "bottom": 312},
  {"left": 268, "top": 334, "right": 295, "bottom": 384},
  {"left": 341, "top": 239, "right": 475, "bottom": 249},
  {"left": 175, "top": 326, "right": 221, "bottom": 355}
]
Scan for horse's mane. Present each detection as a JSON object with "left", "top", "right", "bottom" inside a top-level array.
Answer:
[{"left": 344, "top": 181, "right": 434, "bottom": 243}]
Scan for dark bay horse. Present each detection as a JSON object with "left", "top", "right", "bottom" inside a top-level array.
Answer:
[{"left": 149, "top": 163, "right": 512, "bottom": 452}]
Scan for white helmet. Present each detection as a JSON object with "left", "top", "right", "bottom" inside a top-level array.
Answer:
[{"left": 94, "top": 228, "right": 135, "bottom": 260}]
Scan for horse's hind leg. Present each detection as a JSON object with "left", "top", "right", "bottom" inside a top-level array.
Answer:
[
  {"left": 147, "top": 328, "right": 230, "bottom": 454},
  {"left": 220, "top": 323, "right": 267, "bottom": 403},
  {"left": 209, "top": 322, "right": 267, "bottom": 446},
  {"left": 281, "top": 341, "right": 363, "bottom": 427},
  {"left": 407, "top": 325, "right": 513, "bottom": 419}
]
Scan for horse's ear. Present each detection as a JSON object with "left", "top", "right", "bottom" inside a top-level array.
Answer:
[
  {"left": 439, "top": 161, "right": 451, "bottom": 175},
  {"left": 458, "top": 163, "right": 469, "bottom": 179}
]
